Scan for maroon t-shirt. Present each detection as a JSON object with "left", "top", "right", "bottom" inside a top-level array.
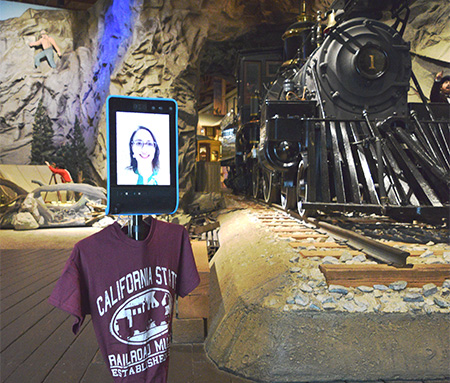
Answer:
[{"left": 49, "top": 219, "right": 200, "bottom": 382}]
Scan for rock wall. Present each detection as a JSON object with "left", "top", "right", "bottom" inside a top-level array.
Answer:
[
  {"left": 0, "top": 0, "right": 448, "bottom": 189},
  {"left": 0, "top": 0, "right": 300, "bottom": 188}
]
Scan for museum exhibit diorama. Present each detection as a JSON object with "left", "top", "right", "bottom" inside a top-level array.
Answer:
[{"left": 0, "top": 0, "right": 449, "bottom": 382}]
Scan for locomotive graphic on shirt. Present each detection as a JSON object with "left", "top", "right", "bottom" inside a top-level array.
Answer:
[{"left": 110, "top": 288, "right": 172, "bottom": 345}]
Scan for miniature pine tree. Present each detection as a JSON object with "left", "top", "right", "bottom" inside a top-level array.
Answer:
[
  {"left": 30, "top": 100, "right": 55, "bottom": 164},
  {"left": 52, "top": 117, "right": 91, "bottom": 183},
  {"left": 68, "top": 116, "right": 90, "bottom": 183},
  {"left": 53, "top": 143, "right": 72, "bottom": 175}
]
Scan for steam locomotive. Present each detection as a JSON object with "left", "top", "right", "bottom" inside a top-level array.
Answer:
[{"left": 221, "top": 0, "right": 450, "bottom": 221}]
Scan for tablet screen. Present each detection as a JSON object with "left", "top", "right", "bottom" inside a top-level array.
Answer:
[
  {"left": 106, "top": 96, "right": 178, "bottom": 215},
  {"left": 115, "top": 111, "right": 171, "bottom": 186}
]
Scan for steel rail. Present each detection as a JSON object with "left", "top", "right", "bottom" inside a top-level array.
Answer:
[
  {"left": 304, "top": 215, "right": 409, "bottom": 267},
  {"left": 271, "top": 204, "right": 409, "bottom": 267},
  {"left": 262, "top": 199, "right": 410, "bottom": 267}
]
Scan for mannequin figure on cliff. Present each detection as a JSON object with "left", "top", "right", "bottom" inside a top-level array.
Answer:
[{"left": 29, "top": 30, "right": 61, "bottom": 69}]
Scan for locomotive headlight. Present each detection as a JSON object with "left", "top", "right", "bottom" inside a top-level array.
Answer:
[
  {"left": 354, "top": 43, "right": 388, "bottom": 80},
  {"left": 274, "top": 141, "right": 299, "bottom": 164}
]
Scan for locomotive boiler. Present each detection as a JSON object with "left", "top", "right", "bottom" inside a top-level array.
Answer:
[{"left": 222, "top": 0, "right": 450, "bottom": 222}]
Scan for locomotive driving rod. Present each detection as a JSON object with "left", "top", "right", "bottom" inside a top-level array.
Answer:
[{"left": 305, "top": 217, "right": 410, "bottom": 267}]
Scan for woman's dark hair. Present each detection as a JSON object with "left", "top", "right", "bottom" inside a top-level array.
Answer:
[{"left": 128, "top": 126, "right": 160, "bottom": 174}]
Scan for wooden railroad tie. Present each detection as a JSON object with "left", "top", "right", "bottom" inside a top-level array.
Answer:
[
  {"left": 271, "top": 227, "right": 316, "bottom": 232},
  {"left": 289, "top": 242, "right": 346, "bottom": 249},
  {"left": 298, "top": 249, "right": 362, "bottom": 258},
  {"left": 319, "top": 264, "right": 450, "bottom": 288}
]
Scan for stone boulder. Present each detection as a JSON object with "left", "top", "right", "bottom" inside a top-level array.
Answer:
[{"left": 12, "top": 212, "right": 40, "bottom": 230}]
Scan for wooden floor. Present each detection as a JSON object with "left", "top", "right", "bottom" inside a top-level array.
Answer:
[
  {"left": 1, "top": 249, "right": 110, "bottom": 382},
  {"left": 3, "top": 247, "right": 447, "bottom": 383},
  {"left": 0, "top": 248, "right": 251, "bottom": 383}
]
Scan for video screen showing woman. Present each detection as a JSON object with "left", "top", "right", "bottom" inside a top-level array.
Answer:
[{"left": 115, "top": 111, "right": 171, "bottom": 186}]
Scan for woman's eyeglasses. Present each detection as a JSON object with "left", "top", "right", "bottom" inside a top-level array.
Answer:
[{"left": 132, "top": 140, "right": 156, "bottom": 149}]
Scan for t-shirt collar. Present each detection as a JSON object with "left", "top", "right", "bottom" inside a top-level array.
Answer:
[{"left": 111, "top": 217, "right": 155, "bottom": 246}]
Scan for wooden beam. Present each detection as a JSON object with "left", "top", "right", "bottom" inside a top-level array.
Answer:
[
  {"left": 319, "top": 264, "right": 450, "bottom": 287},
  {"left": 177, "top": 240, "right": 210, "bottom": 318},
  {"left": 289, "top": 242, "right": 346, "bottom": 249}
]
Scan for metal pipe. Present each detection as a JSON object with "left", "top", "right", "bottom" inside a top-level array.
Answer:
[
  {"left": 375, "top": 138, "right": 387, "bottom": 204},
  {"left": 410, "top": 71, "right": 435, "bottom": 121},
  {"left": 311, "top": 67, "right": 326, "bottom": 118},
  {"left": 128, "top": 215, "right": 147, "bottom": 240}
]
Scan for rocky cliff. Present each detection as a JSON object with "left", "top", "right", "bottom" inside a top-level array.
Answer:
[
  {"left": 0, "top": 0, "right": 301, "bottom": 188},
  {"left": 0, "top": 0, "right": 448, "bottom": 189}
]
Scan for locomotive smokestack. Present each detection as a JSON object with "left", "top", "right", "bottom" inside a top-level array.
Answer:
[
  {"left": 298, "top": 0, "right": 313, "bottom": 22},
  {"left": 282, "top": 0, "right": 315, "bottom": 65}
]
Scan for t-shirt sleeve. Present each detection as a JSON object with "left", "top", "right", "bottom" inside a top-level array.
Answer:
[
  {"left": 176, "top": 227, "right": 200, "bottom": 298},
  {"left": 48, "top": 245, "right": 88, "bottom": 334}
]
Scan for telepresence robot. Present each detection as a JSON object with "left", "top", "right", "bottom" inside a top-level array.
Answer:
[{"left": 106, "top": 96, "right": 178, "bottom": 239}]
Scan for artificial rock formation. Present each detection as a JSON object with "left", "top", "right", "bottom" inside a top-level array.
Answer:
[
  {"left": 0, "top": 0, "right": 448, "bottom": 190},
  {"left": 0, "top": 0, "right": 301, "bottom": 188},
  {"left": 206, "top": 207, "right": 450, "bottom": 382}
]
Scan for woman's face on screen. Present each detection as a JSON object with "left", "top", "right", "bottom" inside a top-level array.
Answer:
[{"left": 132, "top": 129, "right": 156, "bottom": 167}]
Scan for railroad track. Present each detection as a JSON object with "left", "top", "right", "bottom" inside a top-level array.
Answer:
[{"left": 228, "top": 195, "right": 450, "bottom": 291}]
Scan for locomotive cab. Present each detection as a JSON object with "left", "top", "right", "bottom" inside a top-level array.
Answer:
[
  {"left": 222, "top": 48, "right": 283, "bottom": 194},
  {"left": 236, "top": 48, "right": 284, "bottom": 127}
]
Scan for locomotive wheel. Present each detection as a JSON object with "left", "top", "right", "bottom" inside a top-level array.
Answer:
[
  {"left": 280, "top": 178, "right": 296, "bottom": 211},
  {"left": 252, "top": 162, "right": 261, "bottom": 199},
  {"left": 262, "top": 170, "right": 278, "bottom": 205},
  {"left": 296, "top": 159, "right": 309, "bottom": 218}
]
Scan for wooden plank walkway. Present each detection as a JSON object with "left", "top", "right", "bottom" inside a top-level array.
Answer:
[
  {"left": 1, "top": 249, "right": 112, "bottom": 383},
  {"left": 0, "top": 248, "right": 253, "bottom": 383}
]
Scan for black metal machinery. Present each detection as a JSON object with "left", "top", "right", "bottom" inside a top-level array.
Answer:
[{"left": 222, "top": 0, "right": 450, "bottom": 222}]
